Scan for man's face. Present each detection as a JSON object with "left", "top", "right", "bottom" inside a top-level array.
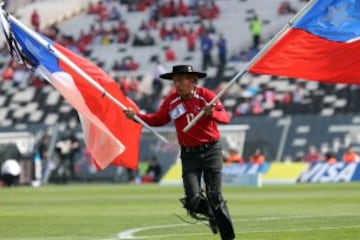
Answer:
[{"left": 172, "top": 74, "right": 197, "bottom": 98}]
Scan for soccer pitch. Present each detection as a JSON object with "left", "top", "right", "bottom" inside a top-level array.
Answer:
[{"left": 1, "top": 183, "right": 359, "bottom": 240}]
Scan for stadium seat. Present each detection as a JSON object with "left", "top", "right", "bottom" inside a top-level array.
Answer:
[{"left": 44, "top": 113, "right": 59, "bottom": 125}]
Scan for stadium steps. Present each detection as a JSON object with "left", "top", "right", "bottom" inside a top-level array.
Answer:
[{"left": 15, "top": 0, "right": 100, "bottom": 29}]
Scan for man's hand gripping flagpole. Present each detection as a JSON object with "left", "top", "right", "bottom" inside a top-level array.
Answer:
[
  {"left": 183, "top": 0, "right": 317, "bottom": 133},
  {"left": 0, "top": 6, "right": 168, "bottom": 143}
]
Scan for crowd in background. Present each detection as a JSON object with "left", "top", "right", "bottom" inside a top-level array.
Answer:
[
  {"left": 1, "top": 0, "right": 359, "bottom": 186},
  {"left": 1, "top": 0, "right": 335, "bottom": 119}
]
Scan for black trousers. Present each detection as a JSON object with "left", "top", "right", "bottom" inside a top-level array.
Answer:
[
  {"left": 181, "top": 142, "right": 223, "bottom": 198},
  {"left": 181, "top": 142, "right": 235, "bottom": 240}
]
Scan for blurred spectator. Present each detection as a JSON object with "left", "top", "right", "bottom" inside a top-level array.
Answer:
[
  {"left": 244, "top": 80, "right": 260, "bottom": 98},
  {"left": 127, "top": 57, "right": 140, "bottom": 71},
  {"left": 230, "top": 50, "right": 251, "bottom": 62},
  {"left": 279, "top": 90, "right": 293, "bottom": 113},
  {"left": 225, "top": 149, "right": 244, "bottom": 164},
  {"left": 169, "top": 0, "right": 177, "bottom": 17},
  {"left": 149, "top": 1, "right": 160, "bottom": 20},
  {"left": 2, "top": 64, "right": 14, "bottom": 80},
  {"left": 249, "top": 149, "right": 265, "bottom": 165},
  {"left": 199, "top": 0, "right": 220, "bottom": 19},
  {"left": 139, "top": 20, "right": 150, "bottom": 31},
  {"left": 293, "top": 84, "right": 307, "bottom": 104},
  {"left": 186, "top": 28, "right": 197, "bottom": 51},
  {"left": 37, "top": 135, "right": 51, "bottom": 183},
  {"left": 158, "top": 0, "right": 175, "bottom": 17},
  {"left": 127, "top": 76, "right": 140, "bottom": 99},
  {"left": 126, "top": 1, "right": 137, "bottom": 12},
  {"left": 112, "top": 60, "right": 123, "bottom": 71},
  {"left": 88, "top": 24, "right": 101, "bottom": 43},
  {"left": 159, "top": 21, "right": 171, "bottom": 41},
  {"left": 97, "top": 6, "right": 109, "bottom": 22},
  {"left": 152, "top": 58, "right": 166, "bottom": 97},
  {"left": 178, "top": 0, "right": 189, "bottom": 16},
  {"left": 87, "top": 1, "right": 106, "bottom": 14},
  {"left": 133, "top": 31, "right": 155, "bottom": 46},
  {"left": 137, "top": 0, "right": 148, "bottom": 11},
  {"left": 263, "top": 87, "right": 276, "bottom": 108},
  {"left": 342, "top": 146, "right": 360, "bottom": 163},
  {"left": 165, "top": 46, "right": 176, "bottom": 62},
  {"left": 251, "top": 96, "right": 263, "bottom": 115},
  {"left": 45, "top": 24, "right": 60, "bottom": 40},
  {"left": 217, "top": 33, "right": 227, "bottom": 69},
  {"left": 170, "top": 23, "right": 181, "bottom": 40},
  {"left": 197, "top": 21, "right": 207, "bottom": 38},
  {"left": 305, "top": 145, "right": 323, "bottom": 163},
  {"left": 234, "top": 98, "right": 251, "bottom": 116},
  {"left": 117, "top": 21, "right": 130, "bottom": 43},
  {"left": 37, "top": 135, "right": 50, "bottom": 172},
  {"left": 119, "top": 76, "right": 131, "bottom": 93},
  {"left": 278, "top": 1, "right": 297, "bottom": 15},
  {"left": 31, "top": 9, "right": 40, "bottom": 31},
  {"left": 142, "top": 156, "right": 162, "bottom": 183},
  {"left": 148, "top": 16, "right": 158, "bottom": 29},
  {"left": 108, "top": 5, "right": 122, "bottom": 21},
  {"left": 209, "top": 33, "right": 227, "bottom": 88},
  {"left": 325, "top": 152, "right": 337, "bottom": 164},
  {"left": 200, "top": 32, "right": 213, "bottom": 70},
  {"left": 295, "top": 152, "right": 305, "bottom": 162},
  {"left": 207, "top": 20, "right": 216, "bottom": 34},
  {"left": 124, "top": 167, "right": 135, "bottom": 183},
  {"left": 136, "top": 157, "right": 150, "bottom": 183},
  {"left": 249, "top": 15, "right": 262, "bottom": 49},
  {"left": 100, "top": 31, "right": 112, "bottom": 45},
  {"left": 117, "top": 57, "right": 139, "bottom": 71},
  {"left": 282, "top": 91, "right": 292, "bottom": 104},
  {"left": 31, "top": 75, "right": 47, "bottom": 88},
  {"left": 55, "top": 131, "right": 80, "bottom": 183},
  {"left": 0, "top": 159, "right": 21, "bottom": 187},
  {"left": 0, "top": 143, "right": 21, "bottom": 166}
]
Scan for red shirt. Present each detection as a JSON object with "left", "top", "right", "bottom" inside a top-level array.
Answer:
[{"left": 137, "top": 87, "right": 230, "bottom": 147}]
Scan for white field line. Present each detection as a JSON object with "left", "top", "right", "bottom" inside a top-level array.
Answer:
[
  {"left": 100, "top": 214, "right": 360, "bottom": 240},
  {"left": 115, "top": 225, "right": 360, "bottom": 239}
]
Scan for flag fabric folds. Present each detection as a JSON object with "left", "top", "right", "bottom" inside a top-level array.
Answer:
[
  {"left": 249, "top": 0, "right": 360, "bottom": 84},
  {"left": 1, "top": 13, "right": 142, "bottom": 170}
]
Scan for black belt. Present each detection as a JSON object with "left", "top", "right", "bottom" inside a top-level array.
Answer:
[{"left": 181, "top": 141, "right": 218, "bottom": 153}]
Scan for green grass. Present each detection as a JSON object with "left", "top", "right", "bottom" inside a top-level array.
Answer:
[{"left": 1, "top": 183, "right": 360, "bottom": 240}]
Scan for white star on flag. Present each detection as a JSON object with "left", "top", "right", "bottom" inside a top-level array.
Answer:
[{"left": 321, "top": 2, "right": 355, "bottom": 28}]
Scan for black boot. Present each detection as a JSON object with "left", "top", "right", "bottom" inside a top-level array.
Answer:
[
  {"left": 208, "top": 214, "right": 219, "bottom": 234},
  {"left": 179, "top": 195, "right": 219, "bottom": 235},
  {"left": 213, "top": 201, "right": 235, "bottom": 240}
]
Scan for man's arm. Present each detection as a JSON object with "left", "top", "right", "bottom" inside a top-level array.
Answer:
[
  {"left": 124, "top": 98, "right": 171, "bottom": 126},
  {"left": 203, "top": 89, "right": 231, "bottom": 124}
]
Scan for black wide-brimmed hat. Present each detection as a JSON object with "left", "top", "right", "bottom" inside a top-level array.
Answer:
[{"left": 159, "top": 65, "right": 207, "bottom": 80}]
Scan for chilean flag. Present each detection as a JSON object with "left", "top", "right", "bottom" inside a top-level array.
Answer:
[
  {"left": 0, "top": 12, "right": 142, "bottom": 170},
  {"left": 249, "top": 0, "right": 360, "bottom": 84}
]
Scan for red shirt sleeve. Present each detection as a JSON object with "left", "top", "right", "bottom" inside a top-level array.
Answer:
[{"left": 136, "top": 97, "right": 171, "bottom": 126}]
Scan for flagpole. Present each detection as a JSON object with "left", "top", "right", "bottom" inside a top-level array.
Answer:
[
  {"left": 183, "top": 0, "right": 318, "bottom": 133},
  {"left": 1, "top": 10, "right": 169, "bottom": 143}
]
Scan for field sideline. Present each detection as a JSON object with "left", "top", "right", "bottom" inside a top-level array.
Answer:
[{"left": 1, "top": 182, "right": 360, "bottom": 240}]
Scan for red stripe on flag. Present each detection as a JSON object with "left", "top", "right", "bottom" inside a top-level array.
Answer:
[
  {"left": 54, "top": 43, "right": 142, "bottom": 170},
  {"left": 249, "top": 29, "right": 360, "bottom": 84}
]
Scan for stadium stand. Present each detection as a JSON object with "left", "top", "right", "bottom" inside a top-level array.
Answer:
[{"left": 2, "top": 0, "right": 360, "bottom": 183}]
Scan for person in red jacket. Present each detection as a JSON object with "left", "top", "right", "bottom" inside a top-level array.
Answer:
[
  {"left": 30, "top": 9, "right": 40, "bottom": 31},
  {"left": 249, "top": 149, "right": 265, "bottom": 165},
  {"left": 342, "top": 146, "right": 360, "bottom": 163},
  {"left": 124, "top": 65, "right": 235, "bottom": 240}
]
